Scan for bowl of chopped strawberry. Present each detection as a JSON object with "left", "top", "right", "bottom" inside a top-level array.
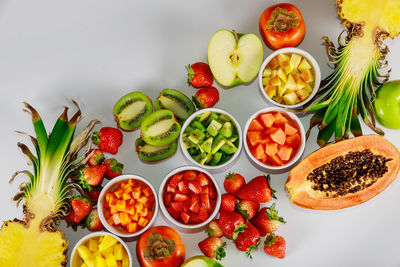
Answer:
[
  {"left": 159, "top": 166, "right": 221, "bottom": 231},
  {"left": 97, "top": 174, "right": 158, "bottom": 238},
  {"left": 243, "top": 107, "right": 305, "bottom": 171}
]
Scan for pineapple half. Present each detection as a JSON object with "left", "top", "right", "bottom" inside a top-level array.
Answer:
[
  {"left": 305, "top": 0, "right": 400, "bottom": 146},
  {"left": 0, "top": 102, "right": 98, "bottom": 266}
]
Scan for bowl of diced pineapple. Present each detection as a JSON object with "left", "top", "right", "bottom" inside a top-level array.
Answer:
[
  {"left": 70, "top": 232, "right": 132, "bottom": 267},
  {"left": 97, "top": 174, "right": 158, "bottom": 238},
  {"left": 258, "top": 47, "right": 321, "bottom": 108}
]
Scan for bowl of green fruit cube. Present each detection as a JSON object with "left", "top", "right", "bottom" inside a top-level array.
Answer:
[{"left": 180, "top": 108, "right": 242, "bottom": 171}]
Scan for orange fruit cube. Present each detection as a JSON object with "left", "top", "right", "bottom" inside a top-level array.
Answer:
[
  {"left": 128, "top": 222, "right": 137, "bottom": 233},
  {"left": 128, "top": 179, "right": 136, "bottom": 186},
  {"left": 116, "top": 200, "right": 126, "bottom": 211},
  {"left": 128, "top": 199, "right": 136, "bottom": 206},
  {"left": 106, "top": 217, "right": 114, "bottom": 226},
  {"left": 109, "top": 197, "right": 117, "bottom": 207},
  {"left": 112, "top": 214, "right": 121, "bottom": 225},
  {"left": 132, "top": 189, "right": 141, "bottom": 200},
  {"left": 131, "top": 213, "right": 139, "bottom": 222},
  {"left": 138, "top": 196, "right": 148, "bottom": 204},
  {"left": 138, "top": 217, "right": 148, "bottom": 227},
  {"left": 142, "top": 187, "right": 152, "bottom": 197},
  {"left": 135, "top": 202, "right": 144, "bottom": 214},
  {"left": 140, "top": 207, "right": 148, "bottom": 217},
  {"left": 124, "top": 186, "right": 133, "bottom": 194},
  {"left": 122, "top": 193, "right": 131, "bottom": 200},
  {"left": 110, "top": 207, "right": 118, "bottom": 215},
  {"left": 114, "top": 189, "right": 124, "bottom": 199},
  {"left": 125, "top": 205, "right": 136, "bottom": 215},
  {"left": 119, "top": 212, "right": 130, "bottom": 226}
]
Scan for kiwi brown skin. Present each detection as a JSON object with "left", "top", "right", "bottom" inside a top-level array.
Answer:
[
  {"left": 136, "top": 137, "right": 178, "bottom": 162},
  {"left": 113, "top": 91, "right": 153, "bottom": 131},
  {"left": 140, "top": 109, "right": 181, "bottom": 146}
]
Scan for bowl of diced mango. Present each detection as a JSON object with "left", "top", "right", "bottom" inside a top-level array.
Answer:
[
  {"left": 97, "top": 174, "right": 158, "bottom": 238},
  {"left": 70, "top": 232, "right": 132, "bottom": 267}
]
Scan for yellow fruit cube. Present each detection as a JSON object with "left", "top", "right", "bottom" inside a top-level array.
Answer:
[
  {"left": 277, "top": 85, "right": 288, "bottom": 98},
  {"left": 286, "top": 74, "right": 297, "bottom": 90},
  {"left": 281, "top": 61, "right": 291, "bottom": 75},
  {"left": 298, "top": 58, "right": 312, "bottom": 71},
  {"left": 105, "top": 253, "right": 118, "bottom": 267},
  {"left": 283, "top": 92, "right": 301, "bottom": 105},
  {"left": 138, "top": 196, "right": 148, "bottom": 204},
  {"left": 77, "top": 245, "right": 92, "bottom": 261},
  {"left": 81, "top": 263, "right": 88, "bottom": 267},
  {"left": 116, "top": 200, "right": 126, "bottom": 211},
  {"left": 262, "top": 68, "right": 272, "bottom": 77},
  {"left": 262, "top": 77, "right": 270, "bottom": 87},
  {"left": 304, "top": 83, "right": 313, "bottom": 93},
  {"left": 84, "top": 255, "right": 96, "bottom": 267},
  {"left": 122, "top": 250, "right": 129, "bottom": 267},
  {"left": 132, "top": 189, "right": 141, "bottom": 199},
  {"left": 138, "top": 217, "right": 148, "bottom": 227},
  {"left": 99, "top": 235, "right": 118, "bottom": 253},
  {"left": 265, "top": 85, "right": 277, "bottom": 98},
  {"left": 268, "top": 57, "right": 279, "bottom": 69},
  {"left": 88, "top": 238, "right": 98, "bottom": 252},
  {"left": 128, "top": 222, "right": 137, "bottom": 233},
  {"left": 290, "top": 53, "right": 302, "bottom": 70},
  {"left": 300, "top": 69, "right": 314, "bottom": 83},
  {"left": 131, "top": 213, "right": 139, "bottom": 222},
  {"left": 100, "top": 245, "right": 114, "bottom": 257},
  {"left": 277, "top": 53, "right": 290, "bottom": 63},
  {"left": 270, "top": 75, "right": 281, "bottom": 86},
  {"left": 140, "top": 207, "right": 148, "bottom": 217},
  {"left": 114, "top": 243, "right": 124, "bottom": 261},
  {"left": 96, "top": 255, "right": 107, "bottom": 267},
  {"left": 277, "top": 68, "right": 287, "bottom": 82},
  {"left": 119, "top": 212, "right": 131, "bottom": 226}
]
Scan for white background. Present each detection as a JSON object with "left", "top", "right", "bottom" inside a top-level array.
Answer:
[{"left": 1, "top": 0, "right": 400, "bottom": 266}]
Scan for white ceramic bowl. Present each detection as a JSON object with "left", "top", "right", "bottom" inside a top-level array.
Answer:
[
  {"left": 70, "top": 231, "right": 132, "bottom": 267},
  {"left": 243, "top": 107, "right": 306, "bottom": 172},
  {"left": 97, "top": 174, "right": 158, "bottom": 238},
  {"left": 179, "top": 108, "right": 242, "bottom": 171},
  {"left": 258, "top": 47, "right": 321, "bottom": 109},
  {"left": 158, "top": 165, "right": 221, "bottom": 231}
]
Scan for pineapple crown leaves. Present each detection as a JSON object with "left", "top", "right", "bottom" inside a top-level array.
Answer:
[
  {"left": 232, "top": 223, "right": 248, "bottom": 240},
  {"left": 264, "top": 233, "right": 278, "bottom": 247},
  {"left": 185, "top": 64, "right": 194, "bottom": 84},
  {"left": 245, "top": 240, "right": 260, "bottom": 260},
  {"left": 266, "top": 203, "right": 286, "bottom": 223},
  {"left": 266, "top": 175, "right": 277, "bottom": 199},
  {"left": 215, "top": 242, "right": 227, "bottom": 260}
]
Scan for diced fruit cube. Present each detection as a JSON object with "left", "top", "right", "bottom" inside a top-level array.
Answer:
[
  {"left": 253, "top": 143, "right": 265, "bottom": 160},
  {"left": 164, "top": 193, "right": 173, "bottom": 206},
  {"left": 270, "top": 75, "right": 281, "bottom": 86},
  {"left": 122, "top": 251, "right": 129, "bottom": 267},
  {"left": 113, "top": 243, "right": 124, "bottom": 261},
  {"left": 269, "top": 153, "right": 284, "bottom": 166},
  {"left": 183, "top": 170, "right": 198, "bottom": 180},
  {"left": 138, "top": 217, "right": 149, "bottom": 227},
  {"left": 138, "top": 196, "right": 148, "bottom": 204},
  {"left": 268, "top": 57, "right": 279, "bottom": 69},
  {"left": 188, "top": 181, "right": 202, "bottom": 194},
  {"left": 112, "top": 214, "right": 121, "bottom": 225},
  {"left": 208, "top": 185, "right": 217, "bottom": 199},
  {"left": 277, "top": 68, "right": 287, "bottom": 82},
  {"left": 131, "top": 213, "right": 139, "bottom": 222},
  {"left": 281, "top": 61, "right": 291, "bottom": 75},
  {"left": 300, "top": 69, "right": 313, "bottom": 83},
  {"left": 247, "top": 131, "right": 263, "bottom": 147},
  {"left": 196, "top": 173, "right": 209, "bottom": 186},
  {"left": 169, "top": 173, "right": 184, "bottom": 188},
  {"left": 286, "top": 133, "right": 301, "bottom": 149},
  {"left": 77, "top": 245, "right": 92, "bottom": 261},
  {"left": 283, "top": 92, "right": 300, "bottom": 105},
  {"left": 248, "top": 119, "right": 264, "bottom": 131},
  {"left": 170, "top": 201, "right": 184, "bottom": 212},
  {"left": 265, "top": 85, "right": 277, "bottom": 98},
  {"left": 178, "top": 180, "right": 189, "bottom": 194},
  {"left": 296, "top": 88, "right": 311, "bottom": 101},
  {"left": 174, "top": 193, "right": 188, "bottom": 202},
  {"left": 260, "top": 113, "right": 275, "bottom": 128},
  {"left": 298, "top": 57, "right": 312, "bottom": 71},
  {"left": 262, "top": 77, "right": 270, "bottom": 86},
  {"left": 119, "top": 212, "right": 130, "bottom": 226},
  {"left": 304, "top": 83, "right": 313, "bottom": 93},
  {"left": 263, "top": 68, "right": 272, "bottom": 77},
  {"left": 132, "top": 189, "right": 141, "bottom": 199},
  {"left": 99, "top": 235, "right": 118, "bottom": 253},
  {"left": 285, "top": 123, "right": 298, "bottom": 136},
  {"left": 277, "top": 84, "right": 287, "bottom": 97},
  {"left": 114, "top": 189, "right": 124, "bottom": 199},
  {"left": 122, "top": 193, "right": 131, "bottom": 200},
  {"left": 290, "top": 53, "right": 302, "bottom": 70},
  {"left": 296, "top": 77, "right": 306, "bottom": 89},
  {"left": 105, "top": 253, "right": 118, "bottom": 267},
  {"left": 166, "top": 184, "right": 176, "bottom": 193},
  {"left": 264, "top": 127, "right": 279, "bottom": 135},
  {"left": 278, "top": 145, "right": 293, "bottom": 161},
  {"left": 277, "top": 53, "right": 289, "bottom": 63},
  {"left": 180, "top": 212, "right": 190, "bottom": 224},
  {"left": 116, "top": 200, "right": 126, "bottom": 211},
  {"left": 142, "top": 187, "right": 152, "bottom": 197},
  {"left": 270, "top": 128, "right": 286, "bottom": 145},
  {"left": 88, "top": 239, "right": 98, "bottom": 252},
  {"left": 265, "top": 142, "right": 278, "bottom": 156},
  {"left": 127, "top": 222, "right": 137, "bottom": 233},
  {"left": 273, "top": 112, "right": 289, "bottom": 127},
  {"left": 96, "top": 255, "right": 107, "bottom": 267},
  {"left": 285, "top": 74, "right": 297, "bottom": 90},
  {"left": 201, "top": 193, "right": 210, "bottom": 210}
]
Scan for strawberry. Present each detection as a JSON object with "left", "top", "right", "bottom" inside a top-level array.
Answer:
[
  {"left": 92, "top": 127, "right": 123, "bottom": 154},
  {"left": 174, "top": 193, "right": 188, "bottom": 202},
  {"left": 85, "top": 186, "right": 102, "bottom": 202},
  {"left": 71, "top": 196, "right": 93, "bottom": 223},
  {"left": 208, "top": 185, "right": 217, "bottom": 200},
  {"left": 264, "top": 233, "right": 286, "bottom": 259},
  {"left": 237, "top": 175, "right": 276, "bottom": 203},
  {"left": 196, "top": 172, "right": 210, "bottom": 186},
  {"left": 86, "top": 149, "right": 104, "bottom": 166},
  {"left": 186, "top": 62, "right": 213, "bottom": 88},
  {"left": 178, "top": 180, "right": 189, "bottom": 194},
  {"left": 167, "top": 206, "right": 180, "bottom": 220},
  {"left": 188, "top": 181, "right": 202, "bottom": 194},
  {"left": 236, "top": 199, "right": 260, "bottom": 221},
  {"left": 104, "top": 158, "right": 124, "bottom": 179},
  {"left": 180, "top": 212, "right": 190, "bottom": 224},
  {"left": 218, "top": 210, "right": 246, "bottom": 239},
  {"left": 78, "top": 165, "right": 106, "bottom": 190},
  {"left": 65, "top": 210, "right": 78, "bottom": 224},
  {"left": 234, "top": 222, "right": 261, "bottom": 259},
  {"left": 190, "top": 208, "right": 208, "bottom": 224},
  {"left": 85, "top": 209, "right": 104, "bottom": 231},
  {"left": 169, "top": 173, "right": 184, "bottom": 188},
  {"left": 201, "top": 193, "right": 210, "bottom": 210},
  {"left": 183, "top": 170, "right": 198, "bottom": 180},
  {"left": 193, "top": 86, "right": 219, "bottom": 109},
  {"left": 198, "top": 237, "right": 226, "bottom": 260},
  {"left": 220, "top": 193, "right": 236, "bottom": 212},
  {"left": 224, "top": 172, "right": 246, "bottom": 197},
  {"left": 251, "top": 203, "right": 286, "bottom": 235},
  {"left": 206, "top": 220, "right": 224, "bottom": 238},
  {"left": 170, "top": 201, "right": 184, "bottom": 212}
]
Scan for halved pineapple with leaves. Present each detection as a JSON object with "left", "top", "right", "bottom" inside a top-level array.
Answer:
[
  {"left": 0, "top": 102, "right": 98, "bottom": 266},
  {"left": 305, "top": 0, "right": 400, "bottom": 146}
]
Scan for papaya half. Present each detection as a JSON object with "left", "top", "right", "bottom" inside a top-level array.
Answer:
[{"left": 285, "top": 135, "right": 400, "bottom": 210}]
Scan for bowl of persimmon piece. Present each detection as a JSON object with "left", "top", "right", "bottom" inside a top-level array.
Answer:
[
  {"left": 243, "top": 107, "right": 305, "bottom": 171},
  {"left": 159, "top": 166, "right": 221, "bottom": 230},
  {"left": 97, "top": 174, "right": 158, "bottom": 238}
]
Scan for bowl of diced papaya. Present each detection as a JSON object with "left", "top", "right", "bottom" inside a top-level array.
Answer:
[
  {"left": 97, "top": 174, "right": 158, "bottom": 238},
  {"left": 243, "top": 107, "right": 305, "bottom": 171}
]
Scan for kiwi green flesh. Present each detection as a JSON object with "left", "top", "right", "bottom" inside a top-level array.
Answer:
[
  {"left": 113, "top": 92, "right": 153, "bottom": 130},
  {"left": 154, "top": 89, "right": 195, "bottom": 120},
  {"left": 137, "top": 139, "right": 178, "bottom": 162}
]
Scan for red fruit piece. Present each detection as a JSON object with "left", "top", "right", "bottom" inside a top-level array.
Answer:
[
  {"left": 186, "top": 62, "right": 213, "bottom": 88},
  {"left": 183, "top": 170, "right": 197, "bottom": 180},
  {"left": 87, "top": 149, "right": 104, "bottom": 166},
  {"left": 85, "top": 186, "right": 102, "bottom": 202},
  {"left": 264, "top": 127, "right": 279, "bottom": 135},
  {"left": 193, "top": 86, "right": 219, "bottom": 109},
  {"left": 220, "top": 193, "right": 237, "bottom": 212},
  {"left": 164, "top": 193, "right": 173, "bottom": 206},
  {"left": 206, "top": 220, "right": 224, "bottom": 238},
  {"left": 265, "top": 142, "right": 278, "bottom": 156},
  {"left": 286, "top": 133, "right": 301, "bottom": 149},
  {"left": 247, "top": 131, "right": 263, "bottom": 147},
  {"left": 284, "top": 123, "right": 298, "bottom": 136},
  {"left": 79, "top": 165, "right": 106, "bottom": 190},
  {"left": 196, "top": 173, "right": 210, "bottom": 186},
  {"left": 234, "top": 222, "right": 261, "bottom": 259},
  {"left": 251, "top": 203, "right": 286, "bottom": 236},
  {"left": 273, "top": 112, "right": 288, "bottom": 128},
  {"left": 104, "top": 158, "right": 124, "bottom": 179},
  {"left": 208, "top": 185, "right": 217, "bottom": 200},
  {"left": 248, "top": 119, "right": 264, "bottom": 131},
  {"left": 260, "top": 113, "right": 275, "bottom": 128},
  {"left": 264, "top": 233, "right": 286, "bottom": 259},
  {"left": 166, "top": 184, "right": 176, "bottom": 194},
  {"left": 86, "top": 209, "right": 104, "bottom": 231},
  {"left": 180, "top": 212, "right": 190, "bottom": 224},
  {"left": 218, "top": 210, "right": 245, "bottom": 239},
  {"left": 174, "top": 193, "right": 188, "bottom": 202},
  {"left": 201, "top": 193, "right": 210, "bottom": 210},
  {"left": 178, "top": 180, "right": 189, "bottom": 194},
  {"left": 167, "top": 206, "right": 180, "bottom": 220},
  {"left": 71, "top": 196, "right": 93, "bottom": 223},
  {"left": 169, "top": 173, "right": 184, "bottom": 188},
  {"left": 270, "top": 128, "right": 286, "bottom": 145},
  {"left": 252, "top": 144, "right": 265, "bottom": 160},
  {"left": 269, "top": 153, "right": 285, "bottom": 166},
  {"left": 91, "top": 127, "right": 123, "bottom": 154},
  {"left": 201, "top": 186, "right": 209, "bottom": 194},
  {"left": 189, "top": 199, "right": 200, "bottom": 214},
  {"left": 237, "top": 175, "right": 276, "bottom": 203},
  {"left": 236, "top": 199, "right": 260, "bottom": 221},
  {"left": 223, "top": 172, "right": 246, "bottom": 197},
  {"left": 170, "top": 201, "right": 184, "bottom": 212},
  {"left": 198, "top": 237, "right": 226, "bottom": 260},
  {"left": 188, "top": 181, "right": 202, "bottom": 194}
]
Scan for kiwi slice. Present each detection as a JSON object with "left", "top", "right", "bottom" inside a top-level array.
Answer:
[
  {"left": 135, "top": 137, "right": 178, "bottom": 162},
  {"left": 154, "top": 89, "right": 196, "bottom": 122},
  {"left": 141, "top": 109, "right": 181, "bottom": 146},
  {"left": 220, "top": 140, "right": 238, "bottom": 154},
  {"left": 113, "top": 92, "right": 153, "bottom": 131}
]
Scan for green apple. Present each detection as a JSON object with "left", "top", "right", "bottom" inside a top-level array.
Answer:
[
  {"left": 181, "top": 256, "right": 224, "bottom": 267},
  {"left": 373, "top": 80, "right": 400, "bottom": 129},
  {"left": 208, "top": 29, "right": 263, "bottom": 87}
]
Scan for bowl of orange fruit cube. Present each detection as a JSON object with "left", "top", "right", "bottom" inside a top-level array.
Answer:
[
  {"left": 70, "top": 232, "right": 131, "bottom": 267},
  {"left": 97, "top": 174, "right": 158, "bottom": 238},
  {"left": 243, "top": 107, "right": 305, "bottom": 171}
]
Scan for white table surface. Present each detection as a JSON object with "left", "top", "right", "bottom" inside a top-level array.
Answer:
[{"left": 1, "top": 0, "right": 400, "bottom": 266}]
